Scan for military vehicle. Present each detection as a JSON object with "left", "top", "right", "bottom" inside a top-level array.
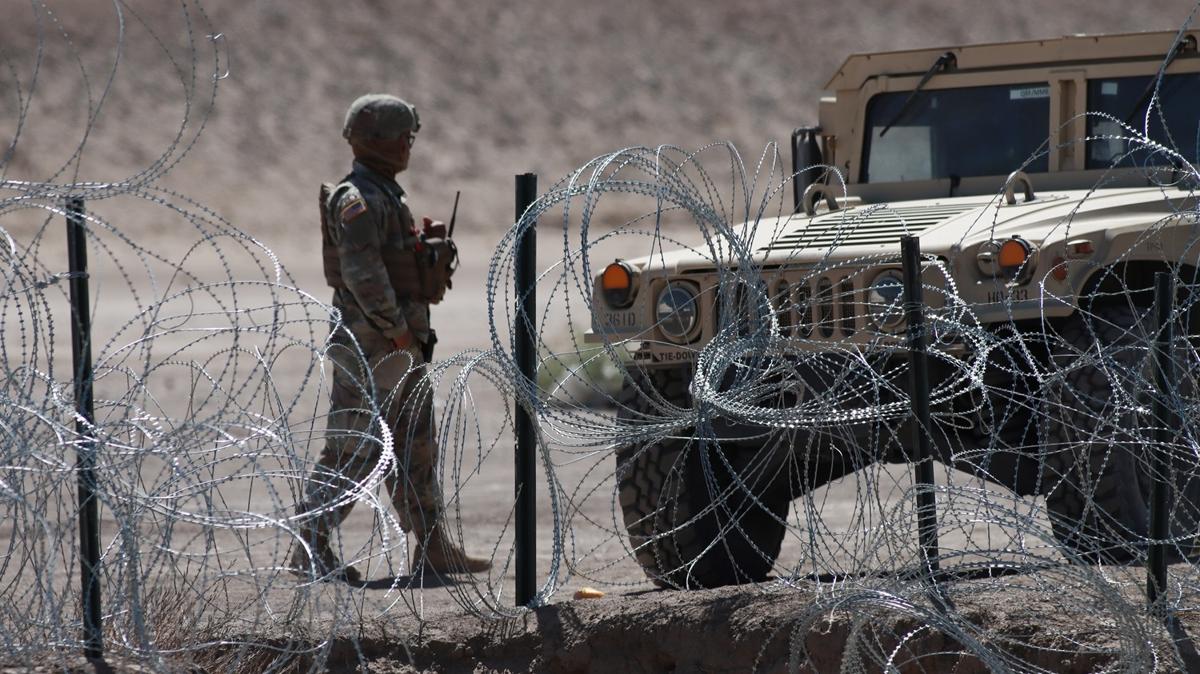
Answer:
[{"left": 590, "top": 30, "right": 1200, "bottom": 588}]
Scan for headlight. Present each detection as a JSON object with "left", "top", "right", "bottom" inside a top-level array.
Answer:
[
  {"left": 866, "top": 269, "right": 905, "bottom": 329},
  {"left": 975, "top": 240, "right": 1001, "bottom": 276},
  {"left": 655, "top": 282, "right": 699, "bottom": 341}
]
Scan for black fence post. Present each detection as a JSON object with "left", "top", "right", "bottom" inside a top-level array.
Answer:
[
  {"left": 1148, "top": 271, "right": 1175, "bottom": 610},
  {"left": 514, "top": 173, "right": 538, "bottom": 607},
  {"left": 901, "top": 236, "right": 940, "bottom": 576},
  {"left": 66, "top": 198, "right": 102, "bottom": 658}
]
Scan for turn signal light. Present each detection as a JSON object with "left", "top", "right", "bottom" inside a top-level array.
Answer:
[
  {"left": 602, "top": 260, "right": 637, "bottom": 307},
  {"left": 997, "top": 237, "right": 1035, "bottom": 283}
]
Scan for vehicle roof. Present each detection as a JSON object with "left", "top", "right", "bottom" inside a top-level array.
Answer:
[{"left": 825, "top": 29, "right": 1194, "bottom": 91}]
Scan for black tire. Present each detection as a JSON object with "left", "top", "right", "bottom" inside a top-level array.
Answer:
[
  {"left": 1043, "top": 303, "right": 1200, "bottom": 563},
  {"left": 615, "top": 366, "right": 789, "bottom": 589}
]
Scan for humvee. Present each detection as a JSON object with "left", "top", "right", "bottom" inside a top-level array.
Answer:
[{"left": 590, "top": 30, "right": 1200, "bottom": 588}]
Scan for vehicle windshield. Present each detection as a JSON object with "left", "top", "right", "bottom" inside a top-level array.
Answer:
[
  {"left": 862, "top": 83, "right": 1050, "bottom": 183},
  {"left": 1086, "top": 72, "right": 1200, "bottom": 169}
]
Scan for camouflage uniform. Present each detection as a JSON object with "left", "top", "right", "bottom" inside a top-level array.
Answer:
[{"left": 296, "top": 158, "right": 442, "bottom": 543}]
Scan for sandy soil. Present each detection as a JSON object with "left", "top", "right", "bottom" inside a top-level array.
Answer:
[
  {"left": 3, "top": 213, "right": 1117, "bottom": 673},
  {"left": 16, "top": 221, "right": 1170, "bottom": 673},
  {"left": 1, "top": 0, "right": 1189, "bottom": 239}
]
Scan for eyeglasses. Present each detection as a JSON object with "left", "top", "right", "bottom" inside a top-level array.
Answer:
[{"left": 406, "top": 132, "right": 417, "bottom": 148}]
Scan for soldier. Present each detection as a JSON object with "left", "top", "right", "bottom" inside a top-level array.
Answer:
[{"left": 291, "top": 93, "right": 490, "bottom": 583}]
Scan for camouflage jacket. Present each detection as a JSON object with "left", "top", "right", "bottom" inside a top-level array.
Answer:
[{"left": 322, "top": 160, "right": 431, "bottom": 344}]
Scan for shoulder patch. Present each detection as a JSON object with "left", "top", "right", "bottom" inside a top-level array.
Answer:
[{"left": 340, "top": 197, "right": 368, "bottom": 223}]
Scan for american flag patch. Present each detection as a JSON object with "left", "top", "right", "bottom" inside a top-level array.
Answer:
[{"left": 340, "top": 198, "right": 368, "bottom": 222}]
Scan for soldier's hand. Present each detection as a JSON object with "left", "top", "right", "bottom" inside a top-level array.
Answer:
[
  {"left": 392, "top": 332, "right": 414, "bottom": 351},
  {"left": 422, "top": 217, "right": 447, "bottom": 239}
]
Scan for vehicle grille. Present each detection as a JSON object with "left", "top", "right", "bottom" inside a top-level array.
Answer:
[
  {"left": 815, "top": 277, "right": 835, "bottom": 337},
  {"left": 712, "top": 272, "right": 863, "bottom": 340},
  {"left": 757, "top": 203, "right": 982, "bottom": 251}
]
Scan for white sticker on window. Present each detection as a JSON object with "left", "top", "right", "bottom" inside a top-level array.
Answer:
[
  {"left": 868, "top": 126, "right": 932, "bottom": 182},
  {"left": 1089, "top": 120, "right": 1125, "bottom": 163},
  {"left": 1101, "top": 81, "right": 1119, "bottom": 96},
  {"left": 1010, "top": 86, "right": 1050, "bottom": 100}
]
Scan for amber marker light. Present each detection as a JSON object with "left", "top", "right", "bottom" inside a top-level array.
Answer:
[
  {"left": 1066, "top": 238, "right": 1095, "bottom": 258},
  {"left": 997, "top": 237, "right": 1034, "bottom": 282},
  {"left": 1051, "top": 256, "right": 1068, "bottom": 282},
  {"left": 602, "top": 260, "right": 637, "bottom": 307}
]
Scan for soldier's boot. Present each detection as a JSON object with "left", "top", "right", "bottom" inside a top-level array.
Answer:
[
  {"left": 289, "top": 528, "right": 363, "bottom": 584},
  {"left": 413, "top": 526, "right": 492, "bottom": 575}
]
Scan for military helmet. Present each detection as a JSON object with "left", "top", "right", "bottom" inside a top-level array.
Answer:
[{"left": 342, "top": 94, "right": 421, "bottom": 141}]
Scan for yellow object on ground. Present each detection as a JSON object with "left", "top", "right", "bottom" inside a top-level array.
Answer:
[{"left": 573, "top": 587, "right": 605, "bottom": 600}]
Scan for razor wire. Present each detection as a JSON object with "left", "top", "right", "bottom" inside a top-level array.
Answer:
[{"left": 4, "top": 1, "right": 1200, "bottom": 672}]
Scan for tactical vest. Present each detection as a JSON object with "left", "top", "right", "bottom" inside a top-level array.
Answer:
[{"left": 319, "top": 180, "right": 456, "bottom": 304}]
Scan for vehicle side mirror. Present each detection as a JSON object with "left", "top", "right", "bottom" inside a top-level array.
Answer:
[{"left": 792, "top": 126, "right": 823, "bottom": 212}]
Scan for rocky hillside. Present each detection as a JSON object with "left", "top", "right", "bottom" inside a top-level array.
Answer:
[{"left": 1, "top": 0, "right": 1191, "bottom": 237}]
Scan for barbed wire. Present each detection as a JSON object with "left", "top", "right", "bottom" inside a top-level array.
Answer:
[{"left": 4, "top": 1, "right": 1200, "bottom": 672}]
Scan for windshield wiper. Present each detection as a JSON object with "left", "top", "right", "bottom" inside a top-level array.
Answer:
[
  {"left": 1123, "top": 35, "right": 1196, "bottom": 125},
  {"left": 878, "top": 51, "right": 957, "bottom": 138}
]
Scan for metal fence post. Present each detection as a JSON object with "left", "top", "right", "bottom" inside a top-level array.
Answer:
[
  {"left": 1148, "top": 271, "right": 1175, "bottom": 609},
  {"left": 514, "top": 173, "right": 538, "bottom": 606},
  {"left": 901, "top": 236, "right": 940, "bottom": 576},
  {"left": 66, "top": 198, "right": 102, "bottom": 658}
]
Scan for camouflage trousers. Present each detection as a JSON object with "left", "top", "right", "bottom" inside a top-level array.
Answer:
[{"left": 295, "top": 318, "right": 442, "bottom": 544}]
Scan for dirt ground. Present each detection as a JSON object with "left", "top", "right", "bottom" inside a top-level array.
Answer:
[
  {"left": 4, "top": 176, "right": 1194, "bottom": 673},
  {"left": 5, "top": 224, "right": 1180, "bottom": 673},
  {"left": 230, "top": 580, "right": 1200, "bottom": 673},
  {"left": 226, "top": 235, "right": 1200, "bottom": 674},
  {"left": 1, "top": 0, "right": 1188, "bottom": 239}
]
